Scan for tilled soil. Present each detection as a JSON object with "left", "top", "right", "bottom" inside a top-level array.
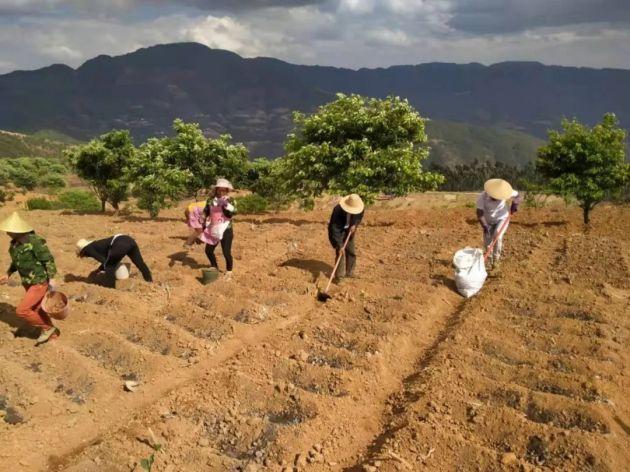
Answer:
[{"left": 0, "top": 195, "right": 627, "bottom": 472}]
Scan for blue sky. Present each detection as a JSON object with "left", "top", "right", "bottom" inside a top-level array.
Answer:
[{"left": 1, "top": 0, "right": 629, "bottom": 73}]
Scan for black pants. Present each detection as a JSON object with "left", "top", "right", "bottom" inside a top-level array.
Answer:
[
  {"left": 103, "top": 236, "right": 153, "bottom": 287},
  {"left": 205, "top": 226, "right": 234, "bottom": 271},
  {"left": 329, "top": 231, "right": 356, "bottom": 278}
]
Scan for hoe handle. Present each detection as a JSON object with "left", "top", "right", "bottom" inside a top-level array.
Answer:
[
  {"left": 483, "top": 214, "right": 511, "bottom": 262},
  {"left": 324, "top": 230, "right": 353, "bottom": 294}
]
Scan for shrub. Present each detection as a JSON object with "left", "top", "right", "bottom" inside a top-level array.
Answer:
[
  {"left": 236, "top": 194, "right": 268, "bottom": 214},
  {"left": 26, "top": 198, "right": 58, "bottom": 210},
  {"left": 26, "top": 190, "right": 100, "bottom": 212},
  {"left": 57, "top": 190, "right": 101, "bottom": 212},
  {"left": 38, "top": 173, "right": 66, "bottom": 190}
]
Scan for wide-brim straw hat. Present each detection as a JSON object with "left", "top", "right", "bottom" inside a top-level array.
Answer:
[
  {"left": 215, "top": 178, "right": 233, "bottom": 190},
  {"left": 76, "top": 239, "right": 92, "bottom": 252},
  {"left": 339, "top": 194, "right": 365, "bottom": 215},
  {"left": 0, "top": 212, "right": 33, "bottom": 233},
  {"left": 484, "top": 179, "right": 514, "bottom": 200}
]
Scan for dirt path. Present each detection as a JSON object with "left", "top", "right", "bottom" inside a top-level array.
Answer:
[{"left": 0, "top": 197, "right": 627, "bottom": 471}]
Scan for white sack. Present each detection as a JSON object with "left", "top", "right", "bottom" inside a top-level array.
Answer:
[{"left": 453, "top": 247, "right": 487, "bottom": 298}]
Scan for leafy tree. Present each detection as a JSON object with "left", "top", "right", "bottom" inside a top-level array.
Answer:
[
  {"left": 127, "top": 138, "right": 191, "bottom": 218},
  {"left": 536, "top": 113, "right": 629, "bottom": 224},
  {"left": 66, "top": 130, "right": 133, "bottom": 211},
  {"left": 243, "top": 158, "right": 292, "bottom": 210},
  {"left": 280, "top": 94, "right": 443, "bottom": 204},
  {"left": 164, "top": 119, "right": 249, "bottom": 197}
]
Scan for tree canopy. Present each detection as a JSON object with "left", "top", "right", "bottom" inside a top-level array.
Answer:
[
  {"left": 279, "top": 94, "right": 443, "bottom": 204},
  {"left": 66, "top": 130, "right": 132, "bottom": 211},
  {"left": 536, "top": 113, "right": 629, "bottom": 224},
  {"left": 164, "top": 119, "right": 249, "bottom": 197}
]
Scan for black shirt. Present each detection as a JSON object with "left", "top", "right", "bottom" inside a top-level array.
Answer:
[
  {"left": 80, "top": 236, "right": 116, "bottom": 263},
  {"left": 328, "top": 204, "right": 364, "bottom": 247}
]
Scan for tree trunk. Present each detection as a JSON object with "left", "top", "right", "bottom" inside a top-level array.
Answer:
[
  {"left": 101, "top": 199, "right": 106, "bottom": 213},
  {"left": 583, "top": 205, "right": 590, "bottom": 225}
]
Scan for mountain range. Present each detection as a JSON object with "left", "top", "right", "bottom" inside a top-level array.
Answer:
[{"left": 1, "top": 42, "right": 628, "bottom": 163}]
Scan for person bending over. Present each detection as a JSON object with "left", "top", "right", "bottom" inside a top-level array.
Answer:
[{"left": 77, "top": 234, "right": 153, "bottom": 288}]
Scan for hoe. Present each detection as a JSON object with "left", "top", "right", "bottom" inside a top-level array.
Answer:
[{"left": 317, "top": 231, "right": 353, "bottom": 302}]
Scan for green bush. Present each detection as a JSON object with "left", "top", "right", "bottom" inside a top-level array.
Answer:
[
  {"left": 38, "top": 173, "right": 66, "bottom": 190},
  {"left": 57, "top": 190, "right": 101, "bottom": 212},
  {"left": 26, "top": 198, "right": 59, "bottom": 210},
  {"left": 236, "top": 194, "right": 268, "bottom": 214},
  {"left": 26, "top": 190, "right": 100, "bottom": 212}
]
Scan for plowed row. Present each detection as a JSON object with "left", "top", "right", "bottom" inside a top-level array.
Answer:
[{"left": 0, "top": 195, "right": 627, "bottom": 471}]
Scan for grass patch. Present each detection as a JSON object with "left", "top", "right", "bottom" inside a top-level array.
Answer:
[{"left": 26, "top": 190, "right": 100, "bottom": 212}]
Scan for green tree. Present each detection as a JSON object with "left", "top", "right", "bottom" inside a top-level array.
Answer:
[
  {"left": 127, "top": 138, "right": 191, "bottom": 218},
  {"left": 66, "top": 130, "right": 133, "bottom": 211},
  {"left": 243, "top": 158, "right": 292, "bottom": 210},
  {"left": 536, "top": 113, "right": 629, "bottom": 224},
  {"left": 280, "top": 94, "right": 443, "bottom": 205},
  {"left": 165, "top": 119, "right": 249, "bottom": 197}
]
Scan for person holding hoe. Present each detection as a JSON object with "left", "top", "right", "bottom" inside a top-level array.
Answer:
[
  {"left": 476, "top": 179, "right": 522, "bottom": 269},
  {"left": 76, "top": 235, "right": 153, "bottom": 288},
  {"left": 328, "top": 194, "right": 365, "bottom": 282},
  {"left": 201, "top": 178, "right": 237, "bottom": 279},
  {"left": 0, "top": 212, "right": 60, "bottom": 344}
]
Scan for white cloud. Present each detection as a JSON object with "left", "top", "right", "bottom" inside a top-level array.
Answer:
[{"left": 0, "top": 0, "right": 628, "bottom": 74}]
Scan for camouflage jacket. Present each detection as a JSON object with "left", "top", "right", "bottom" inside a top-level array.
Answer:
[{"left": 7, "top": 233, "right": 57, "bottom": 285}]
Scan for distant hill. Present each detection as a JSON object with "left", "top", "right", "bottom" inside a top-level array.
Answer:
[
  {"left": 426, "top": 120, "right": 544, "bottom": 166},
  {"left": 1, "top": 42, "right": 627, "bottom": 164},
  {"left": 0, "top": 130, "right": 77, "bottom": 158}
]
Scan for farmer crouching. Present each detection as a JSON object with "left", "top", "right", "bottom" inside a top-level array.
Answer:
[
  {"left": 328, "top": 194, "right": 364, "bottom": 282},
  {"left": 476, "top": 179, "right": 522, "bottom": 269},
  {"left": 76, "top": 235, "right": 153, "bottom": 288},
  {"left": 0, "top": 212, "right": 60, "bottom": 344}
]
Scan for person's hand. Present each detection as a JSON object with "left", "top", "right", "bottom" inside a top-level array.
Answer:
[
  {"left": 510, "top": 202, "right": 519, "bottom": 214},
  {"left": 48, "top": 278, "right": 58, "bottom": 292},
  {"left": 349, "top": 225, "right": 357, "bottom": 234},
  {"left": 0, "top": 274, "right": 9, "bottom": 285},
  {"left": 482, "top": 224, "right": 490, "bottom": 236}
]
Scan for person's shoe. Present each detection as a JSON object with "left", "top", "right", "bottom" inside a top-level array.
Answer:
[
  {"left": 36, "top": 326, "right": 60, "bottom": 345},
  {"left": 333, "top": 276, "right": 343, "bottom": 284}
]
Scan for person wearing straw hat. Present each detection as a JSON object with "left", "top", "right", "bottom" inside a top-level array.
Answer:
[
  {"left": 76, "top": 234, "right": 153, "bottom": 288},
  {"left": 476, "top": 179, "right": 522, "bottom": 269},
  {"left": 328, "top": 194, "right": 365, "bottom": 282},
  {"left": 0, "top": 212, "right": 60, "bottom": 344},
  {"left": 200, "top": 178, "right": 237, "bottom": 279}
]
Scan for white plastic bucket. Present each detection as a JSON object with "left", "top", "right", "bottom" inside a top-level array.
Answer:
[{"left": 115, "top": 263, "right": 130, "bottom": 280}]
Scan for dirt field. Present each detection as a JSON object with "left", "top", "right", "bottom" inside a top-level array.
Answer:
[{"left": 0, "top": 193, "right": 628, "bottom": 472}]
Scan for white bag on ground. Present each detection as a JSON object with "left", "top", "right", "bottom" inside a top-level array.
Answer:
[{"left": 453, "top": 247, "right": 487, "bottom": 298}]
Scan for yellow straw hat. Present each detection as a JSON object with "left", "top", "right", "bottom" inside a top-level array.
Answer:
[
  {"left": 339, "top": 194, "right": 365, "bottom": 215},
  {"left": 484, "top": 179, "right": 514, "bottom": 200},
  {"left": 0, "top": 212, "right": 34, "bottom": 233}
]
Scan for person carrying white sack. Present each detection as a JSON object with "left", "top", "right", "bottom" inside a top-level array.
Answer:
[
  {"left": 476, "top": 178, "right": 522, "bottom": 269},
  {"left": 201, "top": 178, "right": 237, "bottom": 279}
]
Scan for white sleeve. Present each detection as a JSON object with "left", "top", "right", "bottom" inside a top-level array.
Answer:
[
  {"left": 511, "top": 190, "right": 519, "bottom": 198},
  {"left": 476, "top": 193, "right": 485, "bottom": 210}
]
